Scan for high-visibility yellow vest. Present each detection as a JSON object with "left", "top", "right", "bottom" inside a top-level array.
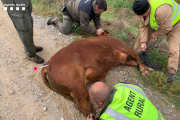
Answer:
[
  {"left": 142, "top": 0, "right": 180, "bottom": 30},
  {"left": 100, "top": 83, "right": 165, "bottom": 120}
]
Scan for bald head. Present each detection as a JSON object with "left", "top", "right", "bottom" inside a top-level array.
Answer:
[{"left": 89, "top": 82, "right": 111, "bottom": 102}]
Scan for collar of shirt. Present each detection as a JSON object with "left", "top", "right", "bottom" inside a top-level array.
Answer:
[{"left": 143, "top": 9, "right": 151, "bottom": 21}]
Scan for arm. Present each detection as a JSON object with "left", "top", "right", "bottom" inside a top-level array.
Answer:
[
  {"left": 93, "top": 14, "right": 104, "bottom": 35},
  {"left": 139, "top": 18, "right": 149, "bottom": 44},
  {"left": 79, "top": 11, "right": 97, "bottom": 34},
  {"left": 139, "top": 17, "right": 149, "bottom": 51},
  {"left": 93, "top": 14, "right": 101, "bottom": 29}
]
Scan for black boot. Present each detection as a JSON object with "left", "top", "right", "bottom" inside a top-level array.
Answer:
[
  {"left": 27, "top": 55, "right": 44, "bottom": 64},
  {"left": 47, "top": 16, "right": 59, "bottom": 25},
  {"left": 167, "top": 73, "right": 175, "bottom": 83}
]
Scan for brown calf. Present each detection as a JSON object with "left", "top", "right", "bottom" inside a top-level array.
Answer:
[{"left": 41, "top": 31, "right": 153, "bottom": 116}]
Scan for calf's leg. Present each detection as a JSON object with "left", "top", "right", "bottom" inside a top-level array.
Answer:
[
  {"left": 71, "top": 81, "right": 95, "bottom": 116},
  {"left": 85, "top": 68, "right": 107, "bottom": 84},
  {"left": 116, "top": 51, "right": 153, "bottom": 76}
]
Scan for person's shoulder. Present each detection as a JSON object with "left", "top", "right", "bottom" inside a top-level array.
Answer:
[{"left": 156, "top": 4, "right": 172, "bottom": 14}]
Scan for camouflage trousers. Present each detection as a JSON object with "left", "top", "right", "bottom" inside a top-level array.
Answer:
[{"left": 1, "top": 0, "right": 36, "bottom": 57}]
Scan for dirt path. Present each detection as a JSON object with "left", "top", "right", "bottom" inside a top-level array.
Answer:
[{"left": 0, "top": 2, "right": 179, "bottom": 120}]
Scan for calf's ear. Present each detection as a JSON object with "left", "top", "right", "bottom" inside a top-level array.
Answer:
[{"left": 103, "top": 30, "right": 109, "bottom": 35}]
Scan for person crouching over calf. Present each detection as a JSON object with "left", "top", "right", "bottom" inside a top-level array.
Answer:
[
  {"left": 47, "top": 0, "right": 107, "bottom": 35},
  {"left": 87, "top": 81, "right": 164, "bottom": 120}
]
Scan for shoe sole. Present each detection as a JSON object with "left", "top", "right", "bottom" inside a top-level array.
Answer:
[
  {"left": 47, "top": 17, "right": 59, "bottom": 25},
  {"left": 47, "top": 18, "right": 54, "bottom": 25},
  {"left": 26, "top": 57, "right": 44, "bottom": 64}
]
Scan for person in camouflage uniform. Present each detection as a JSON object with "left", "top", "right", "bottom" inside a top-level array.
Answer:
[{"left": 1, "top": 0, "right": 44, "bottom": 64}]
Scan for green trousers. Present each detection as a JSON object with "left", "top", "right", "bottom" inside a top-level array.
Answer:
[{"left": 1, "top": 0, "right": 36, "bottom": 57}]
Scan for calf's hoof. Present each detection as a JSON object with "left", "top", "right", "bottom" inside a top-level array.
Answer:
[{"left": 141, "top": 67, "right": 154, "bottom": 77}]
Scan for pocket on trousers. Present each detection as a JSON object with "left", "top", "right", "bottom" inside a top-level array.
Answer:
[
  {"left": 11, "top": 13, "right": 26, "bottom": 30},
  {"left": 10, "top": 13, "right": 32, "bottom": 30}
]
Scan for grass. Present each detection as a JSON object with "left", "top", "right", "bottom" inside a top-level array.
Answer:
[
  {"left": 139, "top": 48, "right": 180, "bottom": 109},
  {"left": 31, "top": 0, "right": 64, "bottom": 17},
  {"left": 106, "top": 0, "right": 133, "bottom": 9},
  {"left": 31, "top": 0, "right": 180, "bottom": 110},
  {"left": 109, "top": 28, "right": 129, "bottom": 41},
  {"left": 146, "top": 48, "right": 168, "bottom": 72},
  {"left": 177, "top": 67, "right": 180, "bottom": 79},
  {"left": 101, "top": 10, "right": 119, "bottom": 20},
  {"left": 149, "top": 71, "right": 180, "bottom": 108},
  {"left": 125, "top": 25, "right": 139, "bottom": 35}
]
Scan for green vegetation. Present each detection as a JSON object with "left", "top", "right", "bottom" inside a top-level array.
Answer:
[
  {"left": 101, "top": 10, "right": 119, "bottom": 20},
  {"left": 147, "top": 71, "right": 180, "bottom": 108},
  {"left": 141, "top": 48, "right": 180, "bottom": 108},
  {"left": 106, "top": 0, "right": 133, "bottom": 9},
  {"left": 31, "top": 0, "right": 64, "bottom": 17},
  {"left": 177, "top": 67, "right": 180, "bottom": 79},
  {"left": 147, "top": 48, "right": 168, "bottom": 72},
  {"left": 125, "top": 25, "right": 139, "bottom": 35},
  {"left": 31, "top": 0, "right": 180, "bottom": 109},
  {"left": 112, "top": 29, "right": 129, "bottom": 41}
]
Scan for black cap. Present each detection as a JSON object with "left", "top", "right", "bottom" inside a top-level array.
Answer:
[{"left": 133, "top": 0, "right": 150, "bottom": 15}]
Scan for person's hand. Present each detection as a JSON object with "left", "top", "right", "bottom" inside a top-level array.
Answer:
[
  {"left": 141, "top": 43, "right": 147, "bottom": 51},
  {"left": 151, "top": 32, "right": 157, "bottom": 39},
  {"left": 97, "top": 28, "right": 104, "bottom": 35},
  {"left": 96, "top": 108, "right": 102, "bottom": 112},
  {"left": 87, "top": 114, "right": 94, "bottom": 120}
]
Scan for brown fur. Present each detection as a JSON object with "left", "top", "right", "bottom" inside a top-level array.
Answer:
[{"left": 41, "top": 31, "right": 153, "bottom": 116}]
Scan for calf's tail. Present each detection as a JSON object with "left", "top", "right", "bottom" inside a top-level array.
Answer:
[{"left": 41, "top": 62, "right": 54, "bottom": 91}]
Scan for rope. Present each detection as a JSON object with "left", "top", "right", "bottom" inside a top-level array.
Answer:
[
  {"left": 140, "top": 37, "right": 163, "bottom": 71},
  {"left": 140, "top": 51, "right": 162, "bottom": 71},
  {"left": 146, "top": 37, "right": 163, "bottom": 50}
]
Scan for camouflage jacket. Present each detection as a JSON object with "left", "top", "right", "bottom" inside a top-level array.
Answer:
[{"left": 66, "top": 0, "right": 101, "bottom": 34}]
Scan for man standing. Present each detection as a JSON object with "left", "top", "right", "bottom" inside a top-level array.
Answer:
[
  {"left": 47, "top": 0, "right": 107, "bottom": 35},
  {"left": 1, "top": 0, "right": 44, "bottom": 64},
  {"left": 87, "top": 82, "right": 164, "bottom": 120},
  {"left": 132, "top": 0, "right": 180, "bottom": 82}
]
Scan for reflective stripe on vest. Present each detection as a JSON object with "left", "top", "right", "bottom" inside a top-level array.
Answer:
[
  {"left": 158, "top": 112, "right": 162, "bottom": 120},
  {"left": 141, "top": 0, "right": 180, "bottom": 30},
  {"left": 104, "top": 106, "right": 163, "bottom": 120},
  {"left": 171, "top": 0, "right": 180, "bottom": 21},
  {"left": 105, "top": 106, "right": 132, "bottom": 120},
  {"left": 100, "top": 84, "right": 164, "bottom": 120}
]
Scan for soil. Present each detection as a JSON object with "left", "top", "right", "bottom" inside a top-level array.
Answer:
[{"left": 0, "top": 2, "right": 180, "bottom": 120}]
